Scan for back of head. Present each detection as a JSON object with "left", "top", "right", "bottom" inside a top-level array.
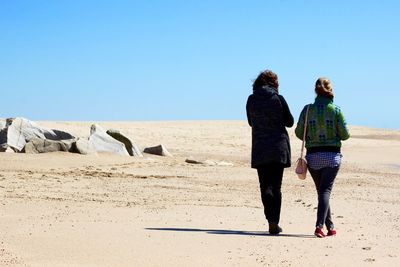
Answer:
[
  {"left": 253, "top": 70, "right": 279, "bottom": 91},
  {"left": 315, "top": 77, "right": 334, "bottom": 99}
]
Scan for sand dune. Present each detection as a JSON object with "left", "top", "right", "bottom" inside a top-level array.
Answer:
[{"left": 1, "top": 121, "right": 399, "bottom": 266}]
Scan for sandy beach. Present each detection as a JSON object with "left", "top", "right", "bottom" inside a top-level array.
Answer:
[{"left": 1, "top": 121, "right": 399, "bottom": 266}]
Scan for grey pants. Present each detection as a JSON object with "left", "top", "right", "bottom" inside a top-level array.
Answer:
[{"left": 308, "top": 166, "right": 340, "bottom": 229}]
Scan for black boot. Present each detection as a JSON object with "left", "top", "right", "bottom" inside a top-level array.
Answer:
[{"left": 268, "top": 222, "right": 282, "bottom": 235}]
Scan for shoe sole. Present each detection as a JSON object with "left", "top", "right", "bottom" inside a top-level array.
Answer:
[
  {"left": 269, "top": 229, "right": 282, "bottom": 235},
  {"left": 314, "top": 233, "right": 326, "bottom": 238},
  {"left": 269, "top": 225, "right": 282, "bottom": 235}
]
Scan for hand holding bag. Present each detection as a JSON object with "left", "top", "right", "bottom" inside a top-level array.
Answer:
[{"left": 295, "top": 105, "right": 310, "bottom": 180}]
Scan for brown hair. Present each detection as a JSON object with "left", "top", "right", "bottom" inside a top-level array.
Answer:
[
  {"left": 253, "top": 70, "right": 279, "bottom": 91},
  {"left": 315, "top": 77, "right": 334, "bottom": 99}
]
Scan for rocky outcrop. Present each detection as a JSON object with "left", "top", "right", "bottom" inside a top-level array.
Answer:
[
  {"left": 89, "top": 124, "right": 129, "bottom": 156},
  {"left": 24, "top": 138, "right": 73, "bottom": 154},
  {"left": 0, "top": 118, "right": 153, "bottom": 158},
  {"left": 143, "top": 144, "right": 172, "bottom": 157},
  {"left": 5, "top": 117, "right": 74, "bottom": 151},
  {"left": 106, "top": 129, "right": 143, "bottom": 157}
]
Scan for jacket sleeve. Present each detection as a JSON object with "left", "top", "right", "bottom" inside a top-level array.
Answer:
[
  {"left": 295, "top": 106, "right": 306, "bottom": 140},
  {"left": 278, "top": 95, "right": 294, "bottom": 127},
  {"left": 246, "top": 96, "right": 252, "bottom": 127},
  {"left": 337, "top": 108, "right": 350, "bottom": 140}
]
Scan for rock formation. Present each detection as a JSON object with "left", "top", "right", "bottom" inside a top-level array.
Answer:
[
  {"left": 106, "top": 129, "right": 143, "bottom": 157},
  {"left": 89, "top": 124, "right": 129, "bottom": 156},
  {"left": 5, "top": 117, "right": 74, "bottom": 151},
  {"left": 0, "top": 118, "right": 150, "bottom": 158}
]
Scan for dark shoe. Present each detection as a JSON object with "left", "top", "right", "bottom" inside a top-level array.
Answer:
[
  {"left": 269, "top": 222, "right": 282, "bottom": 235},
  {"left": 327, "top": 229, "right": 336, "bottom": 236},
  {"left": 314, "top": 227, "right": 326, "bottom": 238}
]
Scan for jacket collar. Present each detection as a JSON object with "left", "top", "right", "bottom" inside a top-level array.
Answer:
[
  {"left": 315, "top": 95, "right": 333, "bottom": 104},
  {"left": 253, "top": 85, "right": 277, "bottom": 97}
]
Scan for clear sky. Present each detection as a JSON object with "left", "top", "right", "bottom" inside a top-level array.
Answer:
[{"left": 1, "top": 0, "right": 399, "bottom": 129}]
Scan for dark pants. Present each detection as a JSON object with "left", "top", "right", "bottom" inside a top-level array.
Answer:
[
  {"left": 308, "top": 166, "right": 340, "bottom": 229},
  {"left": 256, "top": 163, "right": 284, "bottom": 224}
]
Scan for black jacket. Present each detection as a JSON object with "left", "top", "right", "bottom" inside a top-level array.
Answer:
[{"left": 246, "top": 86, "right": 294, "bottom": 168}]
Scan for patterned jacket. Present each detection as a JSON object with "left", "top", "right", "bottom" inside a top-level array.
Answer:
[
  {"left": 246, "top": 86, "right": 294, "bottom": 168},
  {"left": 295, "top": 96, "right": 350, "bottom": 150}
]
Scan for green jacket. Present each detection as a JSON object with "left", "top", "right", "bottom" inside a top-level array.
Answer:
[{"left": 295, "top": 96, "right": 350, "bottom": 149}]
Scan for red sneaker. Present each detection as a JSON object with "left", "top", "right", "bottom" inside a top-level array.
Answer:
[
  {"left": 327, "top": 229, "right": 337, "bottom": 236},
  {"left": 314, "top": 227, "right": 326, "bottom": 238}
]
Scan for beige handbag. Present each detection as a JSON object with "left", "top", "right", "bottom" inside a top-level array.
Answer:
[{"left": 295, "top": 105, "right": 310, "bottom": 180}]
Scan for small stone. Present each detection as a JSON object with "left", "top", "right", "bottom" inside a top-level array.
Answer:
[
  {"left": 143, "top": 144, "right": 172, "bottom": 157},
  {"left": 203, "top": 160, "right": 233, "bottom": 166},
  {"left": 185, "top": 158, "right": 204, "bottom": 164}
]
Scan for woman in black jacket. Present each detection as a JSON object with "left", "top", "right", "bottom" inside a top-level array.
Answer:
[{"left": 246, "top": 70, "right": 294, "bottom": 234}]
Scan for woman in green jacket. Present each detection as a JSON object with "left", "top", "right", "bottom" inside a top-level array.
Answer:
[{"left": 295, "top": 77, "right": 350, "bottom": 238}]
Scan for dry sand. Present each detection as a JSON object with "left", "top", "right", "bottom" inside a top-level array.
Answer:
[{"left": 1, "top": 121, "right": 399, "bottom": 266}]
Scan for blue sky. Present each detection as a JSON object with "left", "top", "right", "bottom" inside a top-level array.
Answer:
[{"left": 1, "top": 0, "right": 399, "bottom": 129}]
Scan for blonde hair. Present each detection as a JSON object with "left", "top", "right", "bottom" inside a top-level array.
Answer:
[{"left": 315, "top": 77, "right": 334, "bottom": 99}]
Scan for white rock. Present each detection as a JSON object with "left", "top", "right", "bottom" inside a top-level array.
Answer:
[
  {"left": 89, "top": 124, "right": 129, "bottom": 156},
  {"left": 6, "top": 117, "right": 74, "bottom": 151},
  {"left": 0, "top": 119, "right": 5, "bottom": 130},
  {"left": 5, "top": 147, "right": 15, "bottom": 153},
  {"left": 73, "top": 138, "right": 96, "bottom": 155},
  {"left": 0, "top": 123, "right": 7, "bottom": 152},
  {"left": 106, "top": 129, "right": 143, "bottom": 157}
]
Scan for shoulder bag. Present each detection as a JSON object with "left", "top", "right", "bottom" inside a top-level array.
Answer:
[{"left": 295, "top": 105, "right": 310, "bottom": 180}]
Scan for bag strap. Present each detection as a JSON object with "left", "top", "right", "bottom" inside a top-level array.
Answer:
[{"left": 300, "top": 105, "right": 311, "bottom": 159}]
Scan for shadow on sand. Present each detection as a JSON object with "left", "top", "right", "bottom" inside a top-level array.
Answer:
[{"left": 145, "top": 227, "right": 315, "bottom": 238}]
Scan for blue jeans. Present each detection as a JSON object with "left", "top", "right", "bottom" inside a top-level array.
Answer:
[{"left": 308, "top": 166, "right": 340, "bottom": 229}]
